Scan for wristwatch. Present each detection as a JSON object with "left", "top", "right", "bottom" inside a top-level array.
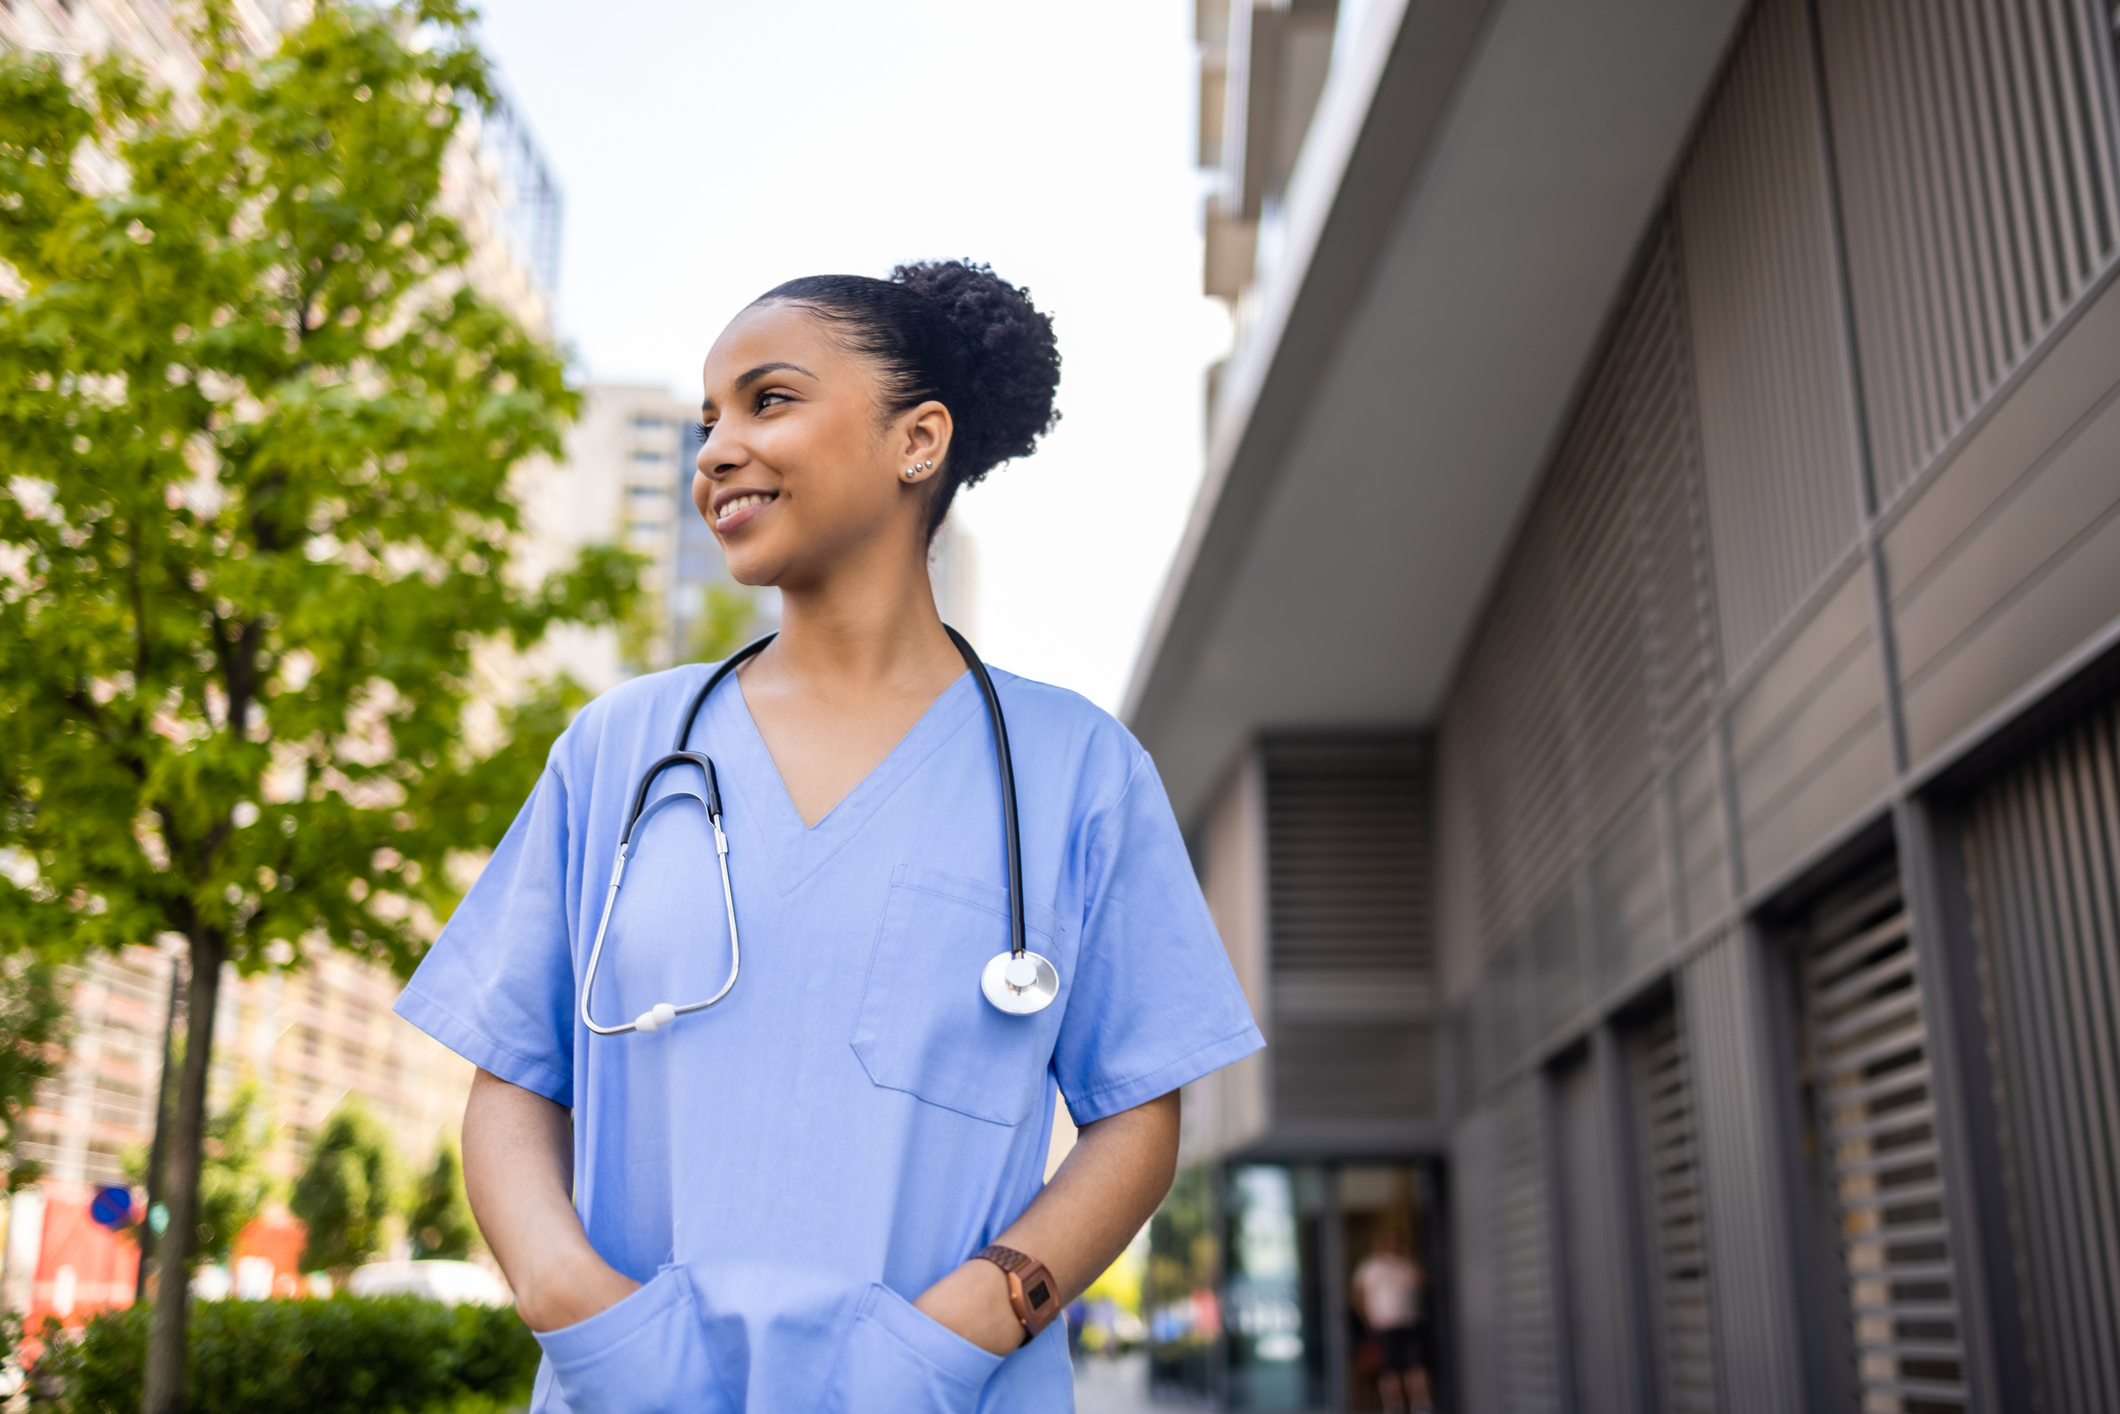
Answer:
[{"left": 973, "top": 1244, "right": 1060, "bottom": 1346}]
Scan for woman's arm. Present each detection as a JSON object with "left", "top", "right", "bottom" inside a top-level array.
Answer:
[
  {"left": 915, "top": 1089, "right": 1180, "bottom": 1356},
  {"left": 462, "top": 1067, "right": 640, "bottom": 1332}
]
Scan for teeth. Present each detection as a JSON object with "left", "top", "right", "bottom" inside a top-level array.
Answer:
[{"left": 717, "top": 493, "right": 769, "bottom": 523}]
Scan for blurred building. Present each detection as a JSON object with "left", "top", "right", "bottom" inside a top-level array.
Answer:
[
  {"left": 0, "top": 0, "right": 561, "bottom": 1325},
  {"left": 1141, "top": 0, "right": 2120, "bottom": 1411}
]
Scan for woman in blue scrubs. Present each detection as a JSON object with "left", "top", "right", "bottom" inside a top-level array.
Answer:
[{"left": 395, "top": 260, "right": 1264, "bottom": 1413}]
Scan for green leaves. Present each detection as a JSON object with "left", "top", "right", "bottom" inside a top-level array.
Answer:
[
  {"left": 406, "top": 1137, "right": 477, "bottom": 1262},
  {"left": 0, "top": 0, "right": 637, "bottom": 979},
  {"left": 289, "top": 1096, "right": 396, "bottom": 1277},
  {"left": 30, "top": 1293, "right": 541, "bottom": 1414},
  {"left": 0, "top": 955, "right": 67, "bottom": 1190}
]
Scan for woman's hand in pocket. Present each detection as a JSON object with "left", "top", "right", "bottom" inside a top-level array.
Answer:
[
  {"left": 462, "top": 1069, "right": 642, "bottom": 1333},
  {"left": 516, "top": 1246, "right": 643, "bottom": 1333},
  {"left": 913, "top": 1259, "right": 1022, "bottom": 1356}
]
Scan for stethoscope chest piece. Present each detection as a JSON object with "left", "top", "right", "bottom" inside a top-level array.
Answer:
[{"left": 982, "top": 951, "right": 1059, "bottom": 1015}]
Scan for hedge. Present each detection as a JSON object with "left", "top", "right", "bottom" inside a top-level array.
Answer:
[{"left": 31, "top": 1295, "right": 540, "bottom": 1414}]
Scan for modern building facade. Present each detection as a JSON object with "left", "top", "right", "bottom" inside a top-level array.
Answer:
[{"left": 1139, "top": 1, "right": 2120, "bottom": 1411}]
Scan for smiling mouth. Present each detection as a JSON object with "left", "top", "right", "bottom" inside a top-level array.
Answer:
[{"left": 716, "top": 492, "right": 776, "bottom": 526}]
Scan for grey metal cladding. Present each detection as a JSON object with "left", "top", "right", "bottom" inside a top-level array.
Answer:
[
  {"left": 1271, "top": 1021, "right": 1438, "bottom": 1121},
  {"left": 1262, "top": 736, "right": 1436, "bottom": 1122},
  {"left": 1438, "top": 217, "right": 1714, "bottom": 965},
  {"left": 1678, "top": 0, "right": 1865, "bottom": 676},
  {"left": 1263, "top": 736, "right": 1432, "bottom": 979},
  {"left": 1629, "top": 225, "right": 1723, "bottom": 756},
  {"left": 1817, "top": 0, "right": 2120, "bottom": 508},
  {"left": 1683, "top": 931, "right": 1807, "bottom": 1414},
  {"left": 1554, "top": 1054, "right": 1626, "bottom": 1414},
  {"left": 1798, "top": 873, "right": 1970, "bottom": 1412},
  {"left": 1591, "top": 792, "right": 1676, "bottom": 995},
  {"left": 1629, "top": 1004, "right": 1718, "bottom": 1414},
  {"left": 1879, "top": 271, "right": 2120, "bottom": 765},
  {"left": 1963, "top": 693, "right": 2120, "bottom": 1413},
  {"left": 1493, "top": 1078, "right": 1561, "bottom": 1414}
]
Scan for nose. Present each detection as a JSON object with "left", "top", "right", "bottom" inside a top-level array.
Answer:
[{"left": 698, "top": 433, "right": 741, "bottom": 480}]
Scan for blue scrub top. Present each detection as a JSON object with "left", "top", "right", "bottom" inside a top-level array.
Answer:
[{"left": 395, "top": 659, "right": 1264, "bottom": 1414}]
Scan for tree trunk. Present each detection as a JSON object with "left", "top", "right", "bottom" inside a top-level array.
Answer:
[
  {"left": 136, "top": 956, "right": 186, "bottom": 1303},
  {"left": 141, "top": 930, "right": 224, "bottom": 1414}
]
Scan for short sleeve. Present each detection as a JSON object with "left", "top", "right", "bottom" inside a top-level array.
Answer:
[
  {"left": 394, "top": 766, "right": 578, "bottom": 1104},
  {"left": 1052, "top": 755, "right": 1264, "bottom": 1123}
]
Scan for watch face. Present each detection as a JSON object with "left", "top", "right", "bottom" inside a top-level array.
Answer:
[{"left": 1026, "top": 1277, "right": 1052, "bottom": 1310}]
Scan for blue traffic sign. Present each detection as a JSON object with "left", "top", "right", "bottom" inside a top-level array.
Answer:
[{"left": 89, "top": 1185, "right": 133, "bottom": 1232}]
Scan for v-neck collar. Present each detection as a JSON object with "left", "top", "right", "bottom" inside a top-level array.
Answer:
[{"left": 709, "top": 668, "right": 985, "bottom": 895}]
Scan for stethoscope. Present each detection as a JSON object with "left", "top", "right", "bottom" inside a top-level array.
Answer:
[{"left": 580, "top": 628, "right": 1060, "bottom": 1036}]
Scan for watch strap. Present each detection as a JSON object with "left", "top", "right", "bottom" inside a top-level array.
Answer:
[{"left": 973, "top": 1244, "right": 1060, "bottom": 1344}]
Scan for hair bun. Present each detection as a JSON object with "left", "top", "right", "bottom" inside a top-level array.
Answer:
[{"left": 890, "top": 260, "right": 1060, "bottom": 487}]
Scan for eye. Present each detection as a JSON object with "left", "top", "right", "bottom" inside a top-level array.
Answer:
[
  {"left": 693, "top": 421, "right": 712, "bottom": 440},
  {"left": 756, "top": 390, "right": 792, "bottom": 411}
]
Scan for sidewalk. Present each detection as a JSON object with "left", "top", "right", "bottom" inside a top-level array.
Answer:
[{"left": 1073, "top": 1351, "right": 1162, "bottom": 1414}]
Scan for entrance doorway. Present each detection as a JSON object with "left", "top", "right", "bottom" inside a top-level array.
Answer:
[{"left": 1215, "top": 1159, "right": 1442, "bottom": 1411}]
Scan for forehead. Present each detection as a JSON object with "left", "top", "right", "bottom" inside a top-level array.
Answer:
[{"left": 700, "top": 302, "right": 856, "bottom": 394}]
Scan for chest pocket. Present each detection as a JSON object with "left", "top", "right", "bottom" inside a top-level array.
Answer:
[{"left": 851, "top": 864, "right": 1069, "bottom": 1126}]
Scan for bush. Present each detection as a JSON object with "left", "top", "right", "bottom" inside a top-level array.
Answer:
[{"left": 32, "top": 1295, "right": 540, "bottom": 1414}]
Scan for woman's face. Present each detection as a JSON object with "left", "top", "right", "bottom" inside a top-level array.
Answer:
[{"left": 693, "top": 302, "right": 947, "bottom": 590}]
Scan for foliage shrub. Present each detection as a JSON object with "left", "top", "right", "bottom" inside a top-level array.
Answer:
[{"left": 32, "top": 1295, "right": 539, "bottom": 1414}]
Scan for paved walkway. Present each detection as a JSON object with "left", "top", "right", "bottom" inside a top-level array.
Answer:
[{"left": 1072, "top": 1351, "right": 1163, "bottom": 1414}]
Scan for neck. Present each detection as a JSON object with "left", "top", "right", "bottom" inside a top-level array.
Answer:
[{"left": 762, "top": 539, "right": 962, "bottom": 696}]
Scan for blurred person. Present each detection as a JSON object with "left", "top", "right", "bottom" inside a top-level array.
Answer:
[
  {"left": 397, "top": 261, "right": 1264, "bottom": 1412},
  {"left": 1350, "top": 1230, "right": 1429, "bottom": 1413}
]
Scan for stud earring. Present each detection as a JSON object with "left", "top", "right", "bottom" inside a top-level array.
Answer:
[{"left": 904, "top": 466, "right": 919, "bottom": 480}]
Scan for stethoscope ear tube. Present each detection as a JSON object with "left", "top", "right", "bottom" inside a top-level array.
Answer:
[{"left": 944, "top": 626, "right": 1028, "bottom": 963}]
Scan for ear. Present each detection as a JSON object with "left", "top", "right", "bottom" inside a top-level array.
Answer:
[{"left": 897, "top": 400, "right": 954, "bottom": 482}]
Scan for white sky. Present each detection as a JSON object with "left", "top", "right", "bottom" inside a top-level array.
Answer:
[{"left": 472, "top": 0, "right": 1233, "bottom": 712}]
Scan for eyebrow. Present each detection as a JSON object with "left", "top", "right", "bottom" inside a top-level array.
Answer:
[{"left": 701, "top": 361, "right": 816, "bottom": 415}]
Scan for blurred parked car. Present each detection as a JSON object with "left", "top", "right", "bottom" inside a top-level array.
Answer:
[{"left": 343, "top": 1260, "right": 508, "bottom": 1306}]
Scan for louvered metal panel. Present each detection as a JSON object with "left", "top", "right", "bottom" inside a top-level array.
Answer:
[
  {"left": 1271, "top": 1022, "right": 1436, "bottom": 1121},
  {"left": 1263, "top": 736, "right": 1431, "bottom": 978},
  {"left": 1630, "top": 225, "right": 1722, "bottom": 755},
  {"left": 1555, "top": 1052, "right": 1627, "bottom": 1414},
  {"left": 1963, "top": 693, "right": 2120, "bottom": 1413},
  {"left": 1553, "top": 335, "right": 1659, "bottom": 844},
  {"left": 1799, "top": 873, "right": 1970, "bottom": 1413},
  {"left": 1629, "top": 1005, "right": 1717, "bottom": 1414},
  {"left": 1819, "top": 0, "right": 2120, "bottom": 507},
  {"left": 1451, "top": 538, "right": 1576, "bottom": 947},
  {"left": 1679, "top": 0, "right": 1866, "bottom": 675},
  {"left": 1494, "top": 1079, "right": 1561, "bottom": 1414},
  {"left": 1438, "top": 214, "right": 1716, "bottom": 972},
  {"left": 1531, "top": 886, "right": 1585, "bottom": 1040},
  {"left": 1592, "top": 792, "right": 1675, "bottom": 993},
  {"left": 1685, "top": 932, "right": 1807, "bottom": 1414}
]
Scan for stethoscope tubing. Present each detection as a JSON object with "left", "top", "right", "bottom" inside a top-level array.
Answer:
[
  {"left": 943, "top": 625, "right": 1028, "bottom": 961},
  {"left": 580, "top": 628, "right": 1029, "bottom": 1036}
]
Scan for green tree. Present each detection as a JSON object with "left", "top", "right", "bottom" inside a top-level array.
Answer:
[
  {"left": 0, "top": 954, "right": 68, "bottom": 1190},
  {"left": 405, "top": 1136, "right": 477, "bottom": 1260},
  {"left": 289, "top": 1097, "right": 395, "bottom": 1283},
  {"left": 195, "top": 1078, "right": 272, "bottom": 1266},
  {"left": 123, "top": 1076, "right": 273, "bottom": 1270},
  {"left": 0, "top": 3, "right": 634, "bottom": 1408}
]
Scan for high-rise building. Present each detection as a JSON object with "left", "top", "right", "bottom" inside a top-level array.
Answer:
[
  {"left": 1, "top": 1, "right": 562, "bottom": 1324},
  {"left": 1138, "top": 1, "right": 2120, "bottom": 1410}
]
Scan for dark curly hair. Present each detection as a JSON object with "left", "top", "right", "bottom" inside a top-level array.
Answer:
[{"left": 752, "top": 260, "right": 1061, "bottom": 537}]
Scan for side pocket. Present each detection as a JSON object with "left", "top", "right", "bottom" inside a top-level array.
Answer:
[
  {"left": 535, "top": 1265, "right": 725, "bottom": 1414},
  {"left": 819, "top": 1283, "right": 1005, "bottom": 1414}
]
